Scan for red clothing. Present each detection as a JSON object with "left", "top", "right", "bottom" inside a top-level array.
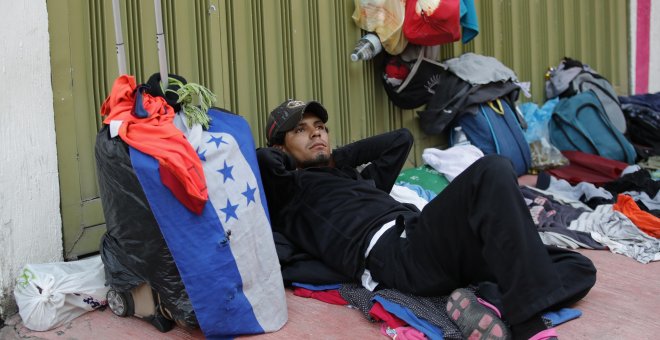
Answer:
[
  {"left": 546, "top": 151, "right": 629, "bottom": 186},
  {"left": 370, "top": 302, "right": 408, "bottom": 329},
  {"left": 292, "top": 287, "right": 348, "bottom": 305},
  {"left": 100, "top": 75, "right": 208, "bottom": 214}
]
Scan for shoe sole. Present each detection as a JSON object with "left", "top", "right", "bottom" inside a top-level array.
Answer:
[{"left": 446, "top": 288, "right": 510, "bottom": 340}]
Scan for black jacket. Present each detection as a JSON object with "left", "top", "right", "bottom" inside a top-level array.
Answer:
[{"left": 256, "top": 128, "right": 417, "bottom": 281}]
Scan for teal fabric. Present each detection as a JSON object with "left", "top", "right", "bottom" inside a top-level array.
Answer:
[{"left": 460, "top": 0, "right": 479, "bottom": 43}]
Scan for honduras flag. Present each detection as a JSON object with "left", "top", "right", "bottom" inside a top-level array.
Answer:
[{"left": 130, "top": 108, "right": 287, "bottom": 339}]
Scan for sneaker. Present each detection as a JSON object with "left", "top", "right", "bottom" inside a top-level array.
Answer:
[{"left": 446, "top": 288, "right": 511, "bottom": 340}]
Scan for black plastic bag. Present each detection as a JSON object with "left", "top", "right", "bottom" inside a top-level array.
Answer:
[{"left": 95, "top": 125, "right": 197, "bottom": 327}]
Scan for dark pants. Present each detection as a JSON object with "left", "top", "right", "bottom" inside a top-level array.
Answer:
[{"left": 367, "top": 155, "right": 597, "bottom": 325}]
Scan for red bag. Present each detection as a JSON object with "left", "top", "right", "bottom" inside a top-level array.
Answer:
[{"left": 403, "top": 0, "right": 461, "bottom": 45}]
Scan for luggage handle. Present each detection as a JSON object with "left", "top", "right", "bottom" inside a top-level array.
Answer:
[
  {"left": 153, "top": 0, "right": 169, "bottom": 89},
  {"left": 111, "top": 0, "right": 127, "bottom": 75},
  {"left": 111, "top": 0, "right": 169, "bottom": 89}
]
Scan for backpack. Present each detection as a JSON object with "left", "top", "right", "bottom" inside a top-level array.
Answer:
[
  {"left": 549, "top": 90, "right": 636, "bottom": 164},
  {"left": 382, "top": 53, "right": 447, "bottom": 110},
  {"left": 546, "top": 58, "right": 627, "bottom": 133},
  {"left": 417, "top": 72, "right": 524, "bottom": 135},
  {"left": 564, "top": 72, "right": 627, "bottom": 133},
  {"left": 450, "top": 97, "right": 532, "bottom": 176}
]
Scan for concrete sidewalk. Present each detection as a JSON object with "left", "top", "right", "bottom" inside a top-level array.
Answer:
[
  {"left": 1, "top": 289, "right": 380, "bottom": 340},
  {"left": 2, "top": 249, "right": 659, "bottom": 339}
]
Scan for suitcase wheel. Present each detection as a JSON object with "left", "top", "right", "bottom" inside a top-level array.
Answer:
[{"left": 107, "top": 289, "right": 134, "bottom": 317}]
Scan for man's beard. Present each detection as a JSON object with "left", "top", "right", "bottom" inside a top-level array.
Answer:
[{"left": 299, "top": 153, "right": 331, "bottom": 168}]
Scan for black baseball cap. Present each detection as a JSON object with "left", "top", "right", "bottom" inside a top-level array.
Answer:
[{"left": 265, "top": 99, "right": 328, "bottom": 146}]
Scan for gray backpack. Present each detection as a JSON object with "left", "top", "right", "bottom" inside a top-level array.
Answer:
[
  {"left": 545, "top": 58, "right": 627, "bottom": 134},
  {"left": 565, "top": 72, "right": 627, "bottom": 134}
]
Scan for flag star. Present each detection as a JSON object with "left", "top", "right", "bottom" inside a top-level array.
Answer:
[
  {"left": 208, "top": 134, "right": 229, "bottom": 148},
  {"left": 220, "top": 199, "right": 239, "bottom": 222},
  {"left": 217, "top": 161, "right": 234, "bottom": 183},
  {"left": 196, "top": 148, "right": 207, "bottom": 161},
  {"left": 242, "top": 183, "right": 257, "bottom": 205}
]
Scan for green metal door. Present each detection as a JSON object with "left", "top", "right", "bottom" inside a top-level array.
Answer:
[
  {"left": 49, "top": 0, "right": 106, "bottom": 259},
  {"left": 48, "top": 0, "right": 628, "bottom": 258}
]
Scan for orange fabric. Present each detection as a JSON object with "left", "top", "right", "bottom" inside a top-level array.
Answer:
[
  {"left": 100, "top": 75, "right": 208, "bottom": 214},
  {"left": 613, "top": 194, "right": 660, "bottom": 238}
]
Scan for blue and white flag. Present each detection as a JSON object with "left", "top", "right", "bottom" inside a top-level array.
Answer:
[{"left": 130, "top": 108, "right": 287, "bottom": 339}]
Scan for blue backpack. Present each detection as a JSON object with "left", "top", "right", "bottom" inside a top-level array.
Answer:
[
  {"left": 451, "top": 98, "right": 532, "bottom": 175},
  {"left": 549, "top": 90, "right": 636, "bottom": 164}
]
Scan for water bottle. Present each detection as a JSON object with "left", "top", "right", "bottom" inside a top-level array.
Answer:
[
  {"left": 350, "top": 33, "right": 383, "bottom": 62},
  {"left": 452, "top": 126, "right": 471, "bottom": 146}
]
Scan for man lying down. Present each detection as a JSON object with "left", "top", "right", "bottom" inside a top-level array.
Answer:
[{"left": 256, "top": 99, "right": 596, "bottom": 340}]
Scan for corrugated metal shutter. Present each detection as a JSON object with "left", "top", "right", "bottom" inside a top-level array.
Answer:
[{"left": 48, "top": 0, "right": 628, "bottom": 257}]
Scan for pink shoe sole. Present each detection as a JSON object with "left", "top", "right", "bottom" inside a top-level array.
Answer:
[
  {"left": 446, "top": 288, "right": 511, "bottom": 340},
  {"left": 529, "top": 327, "right": 558, "bottom": 340}
]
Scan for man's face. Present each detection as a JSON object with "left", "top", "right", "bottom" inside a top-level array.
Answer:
[{"left": 279, "top": 112, "right": 331, "bottom": 168}]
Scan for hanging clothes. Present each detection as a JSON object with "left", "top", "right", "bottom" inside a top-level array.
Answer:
[{"left": 460, "top": 0, "right": 479, "bottom": 43}]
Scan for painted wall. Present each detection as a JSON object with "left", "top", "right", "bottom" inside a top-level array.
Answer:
[
  {"left": 0, "top": 0, "right": 63, "bottom": 320},
  {"left": 630, "top": 0, "right": 660, "bottom": 94}
]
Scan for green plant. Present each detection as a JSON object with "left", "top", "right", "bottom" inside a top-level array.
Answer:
[{"left": 166, "top": 78, "right": 216, "bottom": 129}]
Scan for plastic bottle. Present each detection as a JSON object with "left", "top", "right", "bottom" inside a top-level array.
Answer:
[
  {"left": 350, "top": 33, "right": 383, "bottom": 62},
  {"left": 452, "top": 126, "right": 471, "bottom": 146}
]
